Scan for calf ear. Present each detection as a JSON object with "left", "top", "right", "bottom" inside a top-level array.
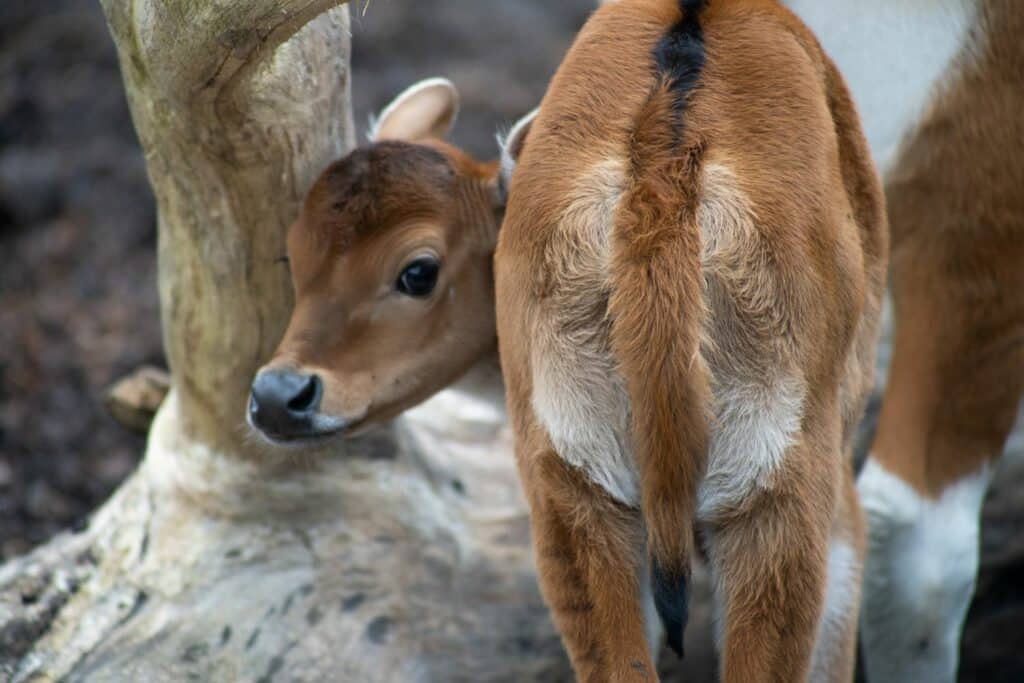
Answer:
[
  {"left": 370, "top": 78, "right": 460, "bottom": 142},
  {"left": 496, "top": 108, "right": 539, "bottom": 205}
]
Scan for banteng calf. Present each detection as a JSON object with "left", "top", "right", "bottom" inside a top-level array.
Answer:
[
  {"left": 247, "top": 78, "right": 505, "bottom": 443},
  {"left": 495, "top": 1, "right": 887, "bottom": 680}
]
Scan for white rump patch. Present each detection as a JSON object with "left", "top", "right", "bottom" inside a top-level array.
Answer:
[
  {"left": 858, "top": 457, "right": 991, "bottom": 683},
  {"left": 695, "top": 162, "right": 807, "bottom": 519},
  {"left": 530, "top": 158, "right": 638, "bottom": 505},
  {"left": 697, "top": 374, "right": 807, "bottom": 520},
  {"left": 532, "top": 357, "right": 638, "bottom": 505}
]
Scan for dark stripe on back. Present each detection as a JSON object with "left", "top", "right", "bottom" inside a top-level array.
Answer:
[{"left": 653, "top": 0, "right": 707, "bottom": 114}]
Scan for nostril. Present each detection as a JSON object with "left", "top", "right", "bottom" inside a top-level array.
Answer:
[{"left": 287, "top": 375, "right": 321, "bottom": 414}]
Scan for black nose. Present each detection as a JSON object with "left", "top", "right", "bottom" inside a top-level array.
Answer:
[{"left": 249, "top": 370, "right": 322, "bottom": 439}]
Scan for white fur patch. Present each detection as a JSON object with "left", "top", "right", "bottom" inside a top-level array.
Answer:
[
  {"left": 811, "top": 539, "right": 861, "bottom": 681},
  {"left": 858, "top": 457, "right": 992, "bottom": 683},
  {"left": 530, "top": 159, "right": 638, "bottom": 505},
  {"left": 694, "top": 162, "right": 807, "bottom": 519},
  {"left": 532, "top": 356, "right": 637, "bottom": 504},
  {"left": 638, "top": 559, "right": 663, "bottom": 659},
  {"left": 697, "top": 374, "right": 806, "bottom": 519},
  {"left": 784, "top": 0, "right": 978, "bottom": 174}
]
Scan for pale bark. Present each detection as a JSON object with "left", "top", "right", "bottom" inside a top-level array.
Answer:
[
  {"left": 0, "top": 362, "right": 582, "bottom": 681},
  {"left": 101, "top": 0, "right": 356, "bottom": 457}
]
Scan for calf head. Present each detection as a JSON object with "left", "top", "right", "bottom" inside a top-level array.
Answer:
[{"left": 248, "top": 79, "right": 504, "bottom": 444}]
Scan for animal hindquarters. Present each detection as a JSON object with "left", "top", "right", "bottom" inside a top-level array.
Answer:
[
  {"left": 497, "top": 0, "right": 888, "bottom": 679},
  {"left": 496, "top": 1, "right": 715, "bottom": 674}
]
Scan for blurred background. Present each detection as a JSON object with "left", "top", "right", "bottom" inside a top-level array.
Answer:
[{"left": 0, "top": 1, "right": 1021, "bottom": 680}]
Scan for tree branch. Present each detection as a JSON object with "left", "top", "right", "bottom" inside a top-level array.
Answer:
[
  {"left": 100, "top": 0, "right": 351, "bottom": 108},
  {"left": 201, "top": 0, "right": 353, "bottom": 102}
]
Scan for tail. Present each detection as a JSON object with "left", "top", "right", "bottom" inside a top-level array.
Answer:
[{"left": 606, "top": 0, "right": 709, "bottom": 658}]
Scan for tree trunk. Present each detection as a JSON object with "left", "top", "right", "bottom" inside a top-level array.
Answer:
[
  {"left": 106, "top": 0, "right": 356, "bottom": 459},
  {"left": 0, "top": 3, "right": 573, "bottom": 680}
]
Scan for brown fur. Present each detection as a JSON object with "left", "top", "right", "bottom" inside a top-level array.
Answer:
[
  {"left": 523, "top": 434, "right": 655, "bottom": 680},
  {"left": 496, "top": 1, "right": 886, "bottom": 680},
  {"left": 256, "top": 82, "right": 504, "bottom": 439},
  {"left": 608, "top": 76, "right": 710, "bottom": 597}
]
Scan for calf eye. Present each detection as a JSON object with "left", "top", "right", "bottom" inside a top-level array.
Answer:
[{"left": 397, "top": 257, "right": 440, "bottom": 297}]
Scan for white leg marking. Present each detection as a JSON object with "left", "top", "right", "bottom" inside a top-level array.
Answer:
[
  {"left": 697, "top": 374, "right": 806, "bottom": 520},
  {"left": 811, "top": 538, "right": 861, "bottom": 682},
  {"left": 858, "top": 457, "right": 991, "bottom": 683},
  {"left": 709, "top": 574, "right": 725, "bottom": 655}
]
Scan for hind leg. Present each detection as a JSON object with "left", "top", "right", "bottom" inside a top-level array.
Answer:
[
  {"left": 517, "top": 428, "right": 659, "bottom": 682},
  {"left": 704, "top": 429, "right": 839, "bottom": 683},
  {"left": 858, "top": 12, "right": 1024, "bottom": 675},
  {"left": 858, "top": 268, "right": 1024, "bottom": 682},
  {"left": 860, "top": 299, "right": 1019, "bottom": 683}
]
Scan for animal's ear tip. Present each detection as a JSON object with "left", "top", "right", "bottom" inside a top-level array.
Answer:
[
  {"left": 499, "top": 108, "right": 539, "bottom": 161},
  {"left": 410, "top": 77, "right": 460, "bottom": 111},
  {"left": 423, "top": 76, "right": 458, "bottom": 92},
  {"left": 370, "top": 77, "right": 460, "bottom": 142},
  {"left": 495, "top": 128, "right": 509, "bottom": 151}
]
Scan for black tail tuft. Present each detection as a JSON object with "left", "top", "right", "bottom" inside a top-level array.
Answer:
[{"left": 652, "top": 557, "right": 690, "bottom": 658}]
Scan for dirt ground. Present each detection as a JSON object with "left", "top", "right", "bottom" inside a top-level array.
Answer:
[{"left": 0, "top": 1, "right": 1021, "bottom": 680}]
